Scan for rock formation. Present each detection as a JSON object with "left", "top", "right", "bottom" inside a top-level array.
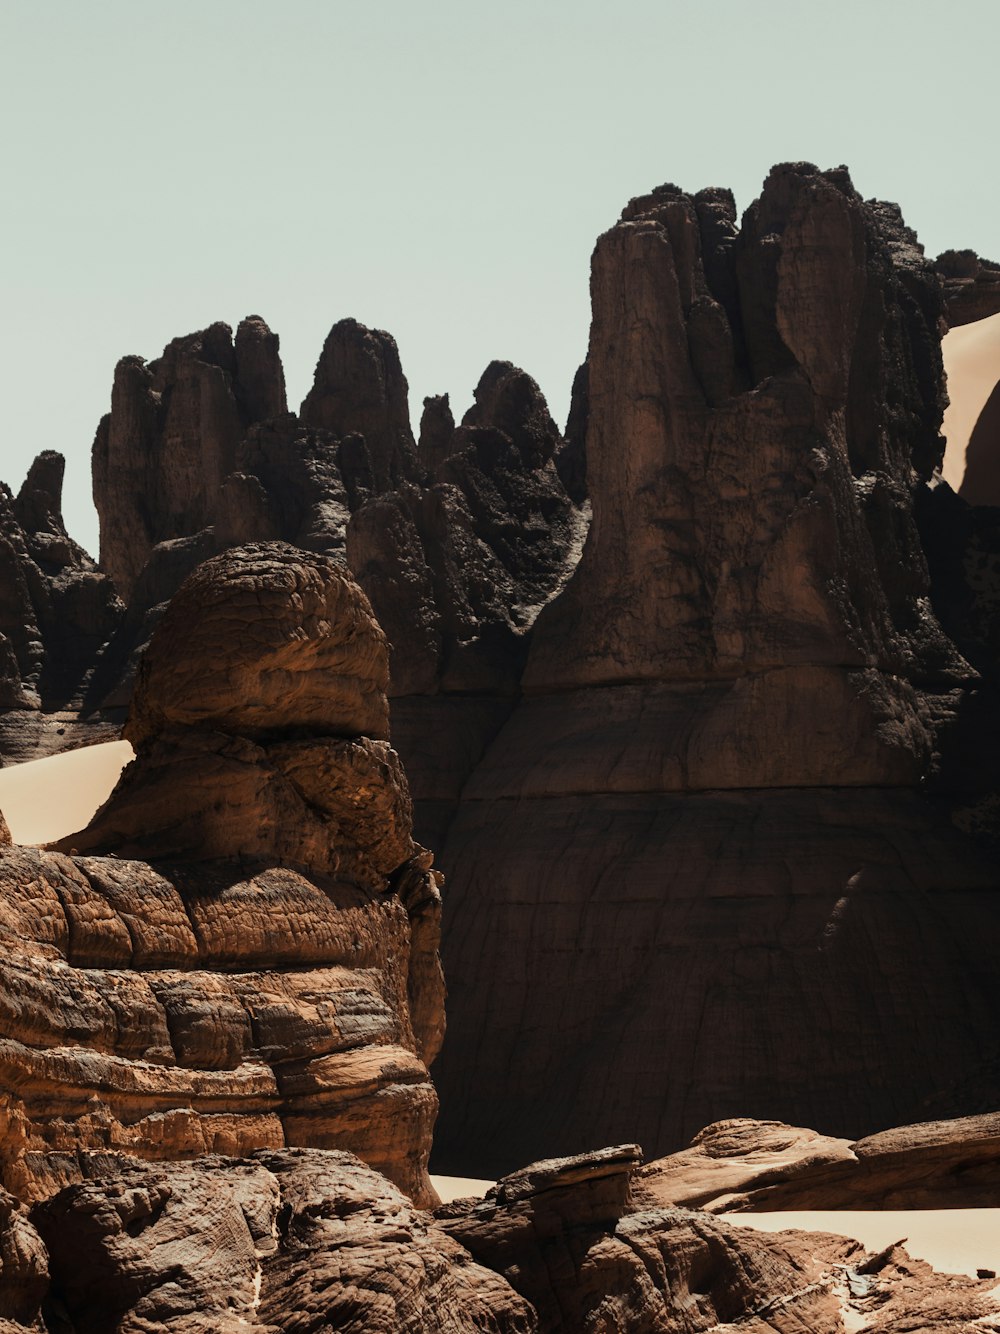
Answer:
[
  {"left": 935, "top": 249, "right": 1000, "bottom": 326},
  {"left": 631, "top": 1112, "right": 1000, "bottom": 1212},
  {"left": 428, "top": 164, "right": 1000, "bottom": 1175},
  {"left": 0, "top": 544, "right": 445, "bottom": 1210},
  {"left": 78, "top": 314, "right": 582, "bottom": 768},
  {"left": 4, "top": 1138, "right": 994, "bottom": 1332},
  {"left": 0, "top": 452, "right": 123, "bottom": 762}
]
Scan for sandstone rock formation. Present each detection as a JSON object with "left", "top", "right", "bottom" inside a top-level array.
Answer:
[
  {"left": 92, "top": 318, "right": 287, "bottom": 600},
  {"left": 631, "top": 1112, "right": 1000, "bottom": 1212},
  {"left": 78, "top": 313, "right": 582, "bottom": 759},
  {"left": 935, "top": 249, "right": 1000, "bottom": 326},
  {"left": 428, "top": 164, "right": 1000, "bottom": 1175},
  {"left": 0, "top": 545, "right": 444, "bottom": 1210},
  {"left": 5, "top": 1138, "right": 994, "bottom": 1332},
  {"left": 0, "top": 452, "right": 123, "bottom": 762}
]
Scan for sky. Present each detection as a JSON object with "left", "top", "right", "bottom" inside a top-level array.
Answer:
[{"left": 2, "top": 0, "right": 998, "bottom": 557}]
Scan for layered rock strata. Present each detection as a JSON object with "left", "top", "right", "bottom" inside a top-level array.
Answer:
[
  {"left": 429, "top": 164, "right": 1000, "bottom": 1174},
  {"left": 631, "top": 1112, "right": 1000, "bottom": 1212},
  {"left": 0, "top": 545, "right": 445, "bottom": 1209},
  {"left": 4, "top": 1140, "right": 993, "bottom": 1332}
]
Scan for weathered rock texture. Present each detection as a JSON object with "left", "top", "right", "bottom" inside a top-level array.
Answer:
[
  {"left": 0, "top": 452, "right": 123, "bottom": 761},
  {"left": 631, "top": 1113, "right": 1000, "bottom": 1212},
  {"left": 79, "top": 316, "right": 582, "bottom": 756},
  {"left": 437, "top": 1143, "right": 998, "bottom": 1332},
  {"left": 0, "top": 545, "right": 445, "bottom": 1210},
  {"left": 935, "top": 250, "right": 1000, "bottom": 326},
  {"left": 7, "top": 1141, "right": 994, "bottom": 1333},
  {"left": 429, "top": 164, "right": 1000, "bottom": 1175}
]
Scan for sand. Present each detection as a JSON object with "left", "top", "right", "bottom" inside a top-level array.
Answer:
[
  {"left": 941, "top": 310, "right": 1000, "bottom": 493},
  {"left": 0, "top": 738, "right": 133, "bottom": 845},
  {"left": 727, "top": 1209, "right": 1000, "bottom": 1278}
]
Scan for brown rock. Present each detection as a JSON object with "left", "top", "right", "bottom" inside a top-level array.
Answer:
[
  {"left": 427, "top": 165, "right": 1000, "bottom": 1175},
  {"left": 934, "top": 250, "right": 1000, "bottom": 326},
  {"left": 92, "top": 318, "right": 289, "bottom": 600},
  {"left": 631, "top": 1112, "right": 1000, "bottom": 1212},
  {"left": 0, "top": 453, "right": 123, "bottom": 755},
  {"left": 300, "top": 317, "right": 419, "bottom": 492},
  {"left": 0, "top": 545, "right": 444, "bottom": 1210},
  {"left": 29, "top": 1151, "right": 535, "bottom": 1333},
  {"left": 437, "top": 1142, "right": 997, "bottom": 1332},
  {"left": 124, "top": 543, "right": 389, "bottom": 749}
]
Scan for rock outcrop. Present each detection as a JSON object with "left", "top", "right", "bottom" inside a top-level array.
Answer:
[
  {"left": 935, "top": 249, "right": 1000, "bottom": 326},
  {"left": 958, "top": 371, "right": 1000, "bottom": 506},
  {"left": 428, "top": 164, "right": 1000, "bottom": 1175},
  {"left": 0, "top": 452, "right": 123, "bottom": 762},
  {"left": 0, "top": 545, "right": 445, "bottom": 1210},
  {"left": 6, "top": 1139, "right": 994, "bottom": 1332},
  {"left": 79, "top": 316, "right": 582, "bottom": 764},
  {"left": 631, "top": 1112, "right": 1000, "bottom": 1212}
]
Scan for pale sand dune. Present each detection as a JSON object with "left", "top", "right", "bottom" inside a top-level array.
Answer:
[
  {"left": 942, "top": 310, "right": 1000, "bottom": 492},
  {"left": 432, "top": 1175, "right": 496, "bottom": 1203},
  {"left": 727, "top": 1209, "right": 1000, "bottom": 1278},
  {"left": 0, "top": 739, "right": 133, "bottom": 845}
]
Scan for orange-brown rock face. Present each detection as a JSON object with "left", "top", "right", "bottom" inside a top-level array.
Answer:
[
  {"left": 631, "top": 1112, "right": 1000, "bottom": 1212},
  {"left": 0, "top": 545, "right": 444, "bottom": 1209},
  {"left": 429, "top": 165, "right": 1000, "bottom": 1176}
]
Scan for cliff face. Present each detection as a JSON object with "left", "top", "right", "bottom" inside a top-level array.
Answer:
[
  {"left": 428, "top": 165, "right": 1000, "bottom": 1174},
  {"left": 0, "top": 452, "right": 123, "bottom": 761},
  {"left": 0, "top": 545, "right": 445, "bottom": 1210}
]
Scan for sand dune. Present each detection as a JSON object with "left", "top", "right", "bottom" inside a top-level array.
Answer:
[
  {"left": 0, "top": 739, "right": 133, "bottom": 845},
  {"left": 942, "top": 310, "right": 1000, "bottom": 494}
]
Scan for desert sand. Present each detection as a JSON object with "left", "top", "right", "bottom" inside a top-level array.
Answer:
[
  {"left": 3, "top": 743, "right": 1000, "bottom": 1284},
  {"left": 941, "top": 309, "right": 1000, "bottom": 492},
  {"left": 0, "top": 738, "right": 133, "bottom": 845}
]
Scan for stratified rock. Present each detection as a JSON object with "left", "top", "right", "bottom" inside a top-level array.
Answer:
[
  {"left": 0, "top": 545, "right": 444, "bottom": 1209},
  {"left": 31, "top": 1151, "right": 535, "bottom": 1333},
  {"left": 430, "top": 164, "right": 1000, "bottom": 1175},
  {"left": 438, "top": 1143, "right": 998, "bottom": 1332},
  {"left": 630, "top": 1112, "right": 1000, "bottom": 1212},
  {"left": 934, "top": 250, "right": 1000, "bottom": 326}
]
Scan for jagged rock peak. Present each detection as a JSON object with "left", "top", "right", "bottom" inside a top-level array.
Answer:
[
  {"left": 417, "top": 392, "right": 455, "bottom": 473},
  {"left": 300, "top": 317, "right": 418, "bottom": 491},
  {"left": 14, "top": 450, "right": 69, "bottom": 539},
  {"left": 93, "top": 316, "right": 288, "bottom": 599},
  {"left": 459, "top": 361, "right": 563, "bottom": 469}
]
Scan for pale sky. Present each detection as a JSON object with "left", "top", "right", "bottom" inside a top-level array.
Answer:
[{"left": 2, "top": 0, "right": 997, "bottom": 556}]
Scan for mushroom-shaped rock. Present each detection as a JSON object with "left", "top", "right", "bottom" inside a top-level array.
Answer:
[{"left": 125, "top": 543, "right": 390, "bottom": 749}]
